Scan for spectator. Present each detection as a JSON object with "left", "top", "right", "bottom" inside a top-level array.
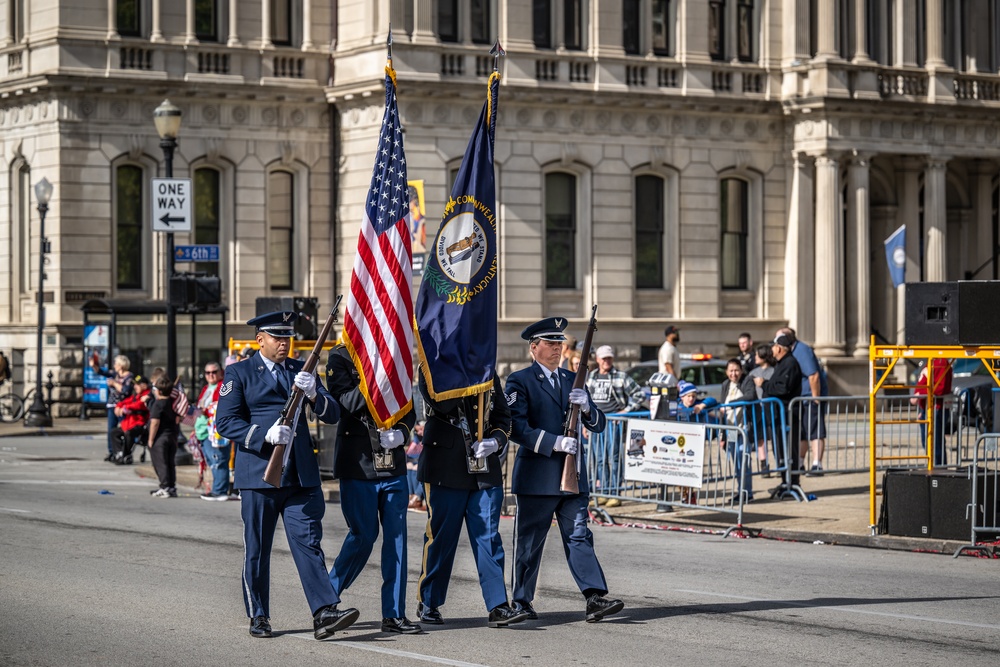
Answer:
[
  {"left": 658, "top": 325, "right": 681, "bottom": 377},
  {"left": 776, "top": 327, "right": 829, "bottom": 476},
  {"left": 910, "top": 358, "right": 953, "bottom": 467},
  {"left": 195, "top": 362, "right": 232, "bottom": 501},
  {"left": 92, "top": 354, "right": 134, "bottom": 462},
  {"left": 747, "top": 343, "right": 777, "bottom": 477},
  {"left": 755, "top": 334, "right": 804, "bottom": 496},
  {"left": 110, "top": 375, "right": 151, "bottom": 464},
  {"left": 559, "top": 335, "right": 579, "bottom": 370},
  {"left": 149, "top": 367, "right": 190, "bottom": 427},
  {"left": 675, "top": 380, "right": 718, "bottom": 505},
  {"left": 718, "top": 359, "right": 755, "bottom": 503},
  {"left": 148, "top": 374, "right": 180, "bottom": 498},
  {"left": 569, "top": 351, "right": 582, "bottom": 373},
  {"left": 585, "top": 345, "right": 645, "bottom": 505},
  {"left": 737, "top": 333, "right": 756, "bottom": 375},
  {"left": 406, "top": 422, "right": 426, "bottom": 511}
]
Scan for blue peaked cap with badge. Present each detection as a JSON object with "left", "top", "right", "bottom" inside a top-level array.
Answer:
[
  {"left": 521, "top": 316, "right": 568, "bottom": 342},
  {"left": 248, "top": 310, "right": 297, "bottom": 337}
]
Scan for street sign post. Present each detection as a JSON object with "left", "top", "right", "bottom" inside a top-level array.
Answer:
[
  {"left": 151, "top": 178, "right": 192, "bottom": 232},
  {"left": 175, "top": 244, "right": 220, "bottom": 263}
]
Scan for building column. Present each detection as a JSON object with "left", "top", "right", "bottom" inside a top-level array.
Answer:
[
  {"left": 150, "top": 0, "right": 163, "bottom": 41},
  {"left": 973, "top": 161, "right": 997, "bottom": 279},
  {"left": 184, "top": 0, "right": 196, "bottom": 42},
  {"left": 260, "top": 0, "right": 272, "bottom": 48},
  {"left": 852, "top": 0, "right": 870, "bottom": 62},
  {"left": 924, "top": 157, "right": 949, "bottom": 282},
  {"left": 227, "top": 0, "right": 240, "bottom": 46},
  {"left": 785, "top": 153, "right": 816, "bottom": 343},
  {"left": 814, "top": 0, "right": 837, "bottom": 60},
  {"left": 847, "top": 153, "right": 871, "bottom": 357},
  {"left": 412, "top": 0, "right": 437, "bottom": 43},
  {"left": 896, "top": 0, "right": 918, "bottom": 66},
  {"left": 678, "top": 0, "right": 710, "bottom": 63},
  {"left": 107, "top": 0, "right": 119, "bottom": 39},
  {"left": 814, "top": 154, "right": 845, "bottom": 356},
  {"left": 782, "top": 0, "right": 811, "bottom": 66},
  {"left": 925, "top": 0, "right": 945, "bottom": 68},
  {"left": 301, "top": 0, "right": 313, "bottom": 49}
]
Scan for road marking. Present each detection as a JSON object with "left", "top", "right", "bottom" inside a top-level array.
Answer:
[
  {"left": 288, "top": 633, "right": 488, "bottom": 666},
  {"left": 0, "top": 479, "right": 153, "bottom": 486},
  {"left": 0, "top": 506, "right": 30, "bottom": 513},
  {"left": 677, "top": 588, "right": 1000, "bottom": 630}
]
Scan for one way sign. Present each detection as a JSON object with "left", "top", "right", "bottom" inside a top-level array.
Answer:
[{"left": 151, "top": 178, "right": 192, "bottom": 232}]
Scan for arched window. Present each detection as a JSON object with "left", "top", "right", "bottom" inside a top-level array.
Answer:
[
  {"left": 720, "top": 177, "right": 749, "bottom": 290},
  {"left": 545, "top": 172, "right": 577, "bottom": 289},
  {"left": 635, "top": 174, "right": 665, "bottom": 289},
  {"left": 116, "top": 165, "right": 144, "bottom": 290},
  {"left": 267, "top": 170, "right": 294, "bottom": 290},
  {"left": 194, "top": 167, "right": 220, "bottom": 276}
]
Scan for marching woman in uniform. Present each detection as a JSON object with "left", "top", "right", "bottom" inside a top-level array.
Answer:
[
  {"left": 505, "top": 317, "right": 625, "bottom": 623},
  {"left": 215, "top": 311, "right": 359, "bottom": 641},
  {"left": 325, "top": 346, "right": 421, "bottom": 634},
  {"left": 415, "top": 370, "right": 530, "bottom": 628}
]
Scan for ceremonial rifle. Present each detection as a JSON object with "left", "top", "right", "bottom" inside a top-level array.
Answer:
[
  {"left": 262, "top": 295, "right": 343, "bottom": 488},
  {"left": 561, "top": 304, "right": 598, "bottom": 494}
]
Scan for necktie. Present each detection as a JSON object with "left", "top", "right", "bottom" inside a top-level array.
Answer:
[
  {"left": 275, "top": 364, "right": 290, "bottom": 395},
  {"left": 550, "top": 372, "right": 560, "bottom": 393}
]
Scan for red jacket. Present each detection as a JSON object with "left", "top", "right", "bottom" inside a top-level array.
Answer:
[
  {"left": 913, "top": 358, "right": 953, "bottom": 409},
  {"left": 116, "top": 389, "right": 151, "bottom": 431}
]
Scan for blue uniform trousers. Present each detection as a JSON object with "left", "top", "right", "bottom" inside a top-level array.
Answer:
[
  {"left": 418, "top": 485, "right": 508, "bottom": 612},
  {"left": 241, "top": 485, "right": 339, "bottom": 618},
  {"left": 512, "top": 493, "right": 608, "bottom": 605},
  {"left": 329, "top": 475, "right": 409, "bottom": 618}
]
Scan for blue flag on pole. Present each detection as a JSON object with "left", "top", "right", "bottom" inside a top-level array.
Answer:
[
  {"left": 884, "top": 224, "right": 906, "bottom": 288},
  {"left": 415, "top": 71, "right": 501, "bottom": 400}
]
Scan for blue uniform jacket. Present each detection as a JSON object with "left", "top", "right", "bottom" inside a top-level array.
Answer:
[
  {"left": 215, "top": 352, "right": 340, "bottom": 490},
  {"left": 506, "top": 361, "right": 606, "bottom": 496}
]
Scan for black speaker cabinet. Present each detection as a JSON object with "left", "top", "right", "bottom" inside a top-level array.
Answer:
[
  {"left": 928, "top": 472, "right": 973, "bottom": 541},
  {"left": 884, "top": 470, "right": 931, "bottom": 538},
  {"left": 958, "top": 281, "right": 1000, "bottom": 345},
  {"left": 904, "top": 283, "right": 959, "bottom": 346},
  {"left": 255, "top": 296, "right": 295, "bottom": 317}
]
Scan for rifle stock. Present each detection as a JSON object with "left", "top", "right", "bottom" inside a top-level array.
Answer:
[
  {"left": 560, "top": 304, "right": 598, "bottom": 494},
  {"left": 262, "top": 295, "right": 343, "bottom": 488}
]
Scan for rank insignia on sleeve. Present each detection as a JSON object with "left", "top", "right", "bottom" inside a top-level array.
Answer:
[
  {"left": 505, "top": 391, "right": 516, "bottom": 406},
  {"left": 219, "top": 380, "right": 233, "bottom": 397}
]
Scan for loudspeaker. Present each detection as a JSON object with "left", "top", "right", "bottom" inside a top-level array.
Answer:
[
  {"left": 928, "top": 472, "right": 973, "bottom": 541},
  {"left": 255, "top": 296, "right": 294, "bottom": 317},
  {"left": 905, "top": 283, "right": 959, "bottom": 346},
  {"left": 292, "top": 296, "right": 319, "bottom": 340},
  {"left": 958, "top": 281, "right": 1000, "bottom": 345},
  {"left": 884, "top": 470, "right": 931, "bottom": 538}
]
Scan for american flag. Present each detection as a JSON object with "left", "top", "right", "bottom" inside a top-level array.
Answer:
[{"left": 341, "top": 64, "right": 414, "bottom": 428}]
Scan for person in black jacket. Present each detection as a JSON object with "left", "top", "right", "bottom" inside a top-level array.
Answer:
[
  {"left": 754, "top": 334, "right": 804, "bottom": 496},
  {"left": 325, "top": 347, "right": 421, "bottom": 635},
  {"left": 415, "top": 369, "right": 529, "bottom": 629}
]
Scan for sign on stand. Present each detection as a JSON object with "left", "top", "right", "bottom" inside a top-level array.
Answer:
[
  {"left": 151, "top": 178, "right": 192, "bottom": 232},
  {"left": 175, "top": 245, "right": 220, "bottom": 263},
  {"left": 623, "top": 419, "right": 706, "bottom": 488}
]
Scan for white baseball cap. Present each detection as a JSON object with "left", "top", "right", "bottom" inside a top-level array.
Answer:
[{"left": 595, "top": 345, "right": 614, "bottom": 359}]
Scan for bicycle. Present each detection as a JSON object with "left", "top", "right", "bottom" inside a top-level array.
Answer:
[{"left": 0, "top": 386, "right": 37, "bottom": 423}]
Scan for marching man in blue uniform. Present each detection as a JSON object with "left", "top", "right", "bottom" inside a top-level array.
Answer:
[
  {"left": 215, "top": 311, "right": 359, "bottom": 640},
  {"left": 324, "top": 346, "right": 421, "bottom": 635},
  {"left": 505, "top": 317, "right": 625, "bottom": 623}
]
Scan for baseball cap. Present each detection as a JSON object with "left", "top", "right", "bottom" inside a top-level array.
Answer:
[
  {"left": 595, "top": 345, "right": 614, "bottom": 359},
  {"left": 773, "top": 333, "right": 794, "bottom": 348},
  {"left": 677, "top": 380, "right": 698, "bottom": 397},
  {"left": 664, "top": 325, "right": 680, "bottom": 337}
]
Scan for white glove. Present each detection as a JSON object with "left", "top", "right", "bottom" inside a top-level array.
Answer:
[
  {"left": 472, "top": 438, "right": 499, "bottom": 458},
  {"left": 379, "top": 428, "right": 405, "bottom": 450},
  {"left": 553, "top": 436, "right": 578, "bottom": 455},
  {"left": 265, "top": 419, "right": 292, "bottom": 446},
  {"left": 568, "top": 388, "right": 589, "bottom": 407},
  {"left": 294, "top": 371, "right": 318, "bottom": 400}
]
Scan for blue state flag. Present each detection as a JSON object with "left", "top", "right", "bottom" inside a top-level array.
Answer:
[
  {"left": 415, "top": 71, "right": 501, "bottom": 400},
  {"left": 884, "top": 224, "right": 906, "bottom": 288}
]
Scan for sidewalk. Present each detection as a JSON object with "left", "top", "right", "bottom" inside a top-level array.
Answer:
[{"left": 3, "top": 417, "right": 986, "bottom": 556}]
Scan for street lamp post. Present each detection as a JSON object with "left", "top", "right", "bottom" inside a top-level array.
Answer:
[
  {"left": 24, "top": 177, "right": 54, "bottom": 428},
  {"left": 154, "top": 100, "right": 182, "bottom": 381}
]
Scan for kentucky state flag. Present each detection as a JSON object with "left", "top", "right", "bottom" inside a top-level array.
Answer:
[
  {"left": 883, "top": 224, "right": 906, "bottom": 288},
  {"left": 415, "top": 71, "right": 500, "bottom": 400}
]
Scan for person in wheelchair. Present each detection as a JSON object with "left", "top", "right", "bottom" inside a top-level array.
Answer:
[{"left": 111, "top": 375, "right": 152, "bottom": 464}]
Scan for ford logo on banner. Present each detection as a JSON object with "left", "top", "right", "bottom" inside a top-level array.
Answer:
[{"left": 661, "top": 435, "right": 677, "bottom": 445}]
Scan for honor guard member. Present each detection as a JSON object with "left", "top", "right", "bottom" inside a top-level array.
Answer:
[
  {"left": 505, "top": 317, "right": 625, "bottom": 623},
  {"left": 325, "top": 346, "right": 421, "bottom": 635},
  {"left": 415, "top": 370, "right": 530, "bottom": 628},
  {"left": 215, "top": 311, "right": 360, "bottom": 640}
]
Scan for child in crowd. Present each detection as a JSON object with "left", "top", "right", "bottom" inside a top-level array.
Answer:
[
  {"left": 148, "top": 375, "right": 180, "bottom": 498},
  {"left": 675, "top": 381, "right": 718, "bottom": 505},
  {"left": 111, "top": 375, "right": 151, "bottom": 465}
]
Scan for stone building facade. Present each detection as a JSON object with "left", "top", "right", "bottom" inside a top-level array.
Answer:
[{"left": 2, "top": 0, "right": 1000, "bottom": 408}]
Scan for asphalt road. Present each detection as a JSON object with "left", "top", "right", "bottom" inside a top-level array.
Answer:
[{"left": 1, "top": 435, "right": 998, "bottom": 666}]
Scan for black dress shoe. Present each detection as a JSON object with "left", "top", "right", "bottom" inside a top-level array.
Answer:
[
  {"left": 417, "top": 602, "right": 443, "bottom": 625},
  {"left": 249, "top": 616, "right": 272, "bottom": 638},
  {"left": 488, "top": 602, "right": 530, "bottom": 628},
  {"left": 381, "top": 617, "right": 423, "bottom": 634},
  {"left": 513, "top": 601, "right": 538, "bottom": 620},
  {"left": 585, "top": 594, "right": 624, "bottom": 623},
  {"left": 313, "top": 605, "right": 360, "bottom": 640}
]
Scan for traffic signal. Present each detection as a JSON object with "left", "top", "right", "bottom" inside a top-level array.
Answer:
[
  {"left": 293, "top": 297, "right": 318, "bottom": 340},
  {"left": 169, "top": 274, "right": 222, "bottom": 311}
]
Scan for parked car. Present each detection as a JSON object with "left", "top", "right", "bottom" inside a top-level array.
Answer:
[
  {"left": 949, "top": 358, "right": 997, "bottom": 433},
  {"left": 625, "top": 354, "right": 729, "bottom": 406}
]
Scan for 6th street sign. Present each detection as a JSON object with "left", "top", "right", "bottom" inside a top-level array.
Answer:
[{"left": 151, "top": 178, "right": 192, "bottom": 232}]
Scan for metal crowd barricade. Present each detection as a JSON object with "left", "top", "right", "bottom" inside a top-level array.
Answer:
[
  {"left": 954, "top": 433, "right": 1000, "bottom": 558},
  {"left": 586, "top": 414, "right": 754, "bottom": 532}
]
